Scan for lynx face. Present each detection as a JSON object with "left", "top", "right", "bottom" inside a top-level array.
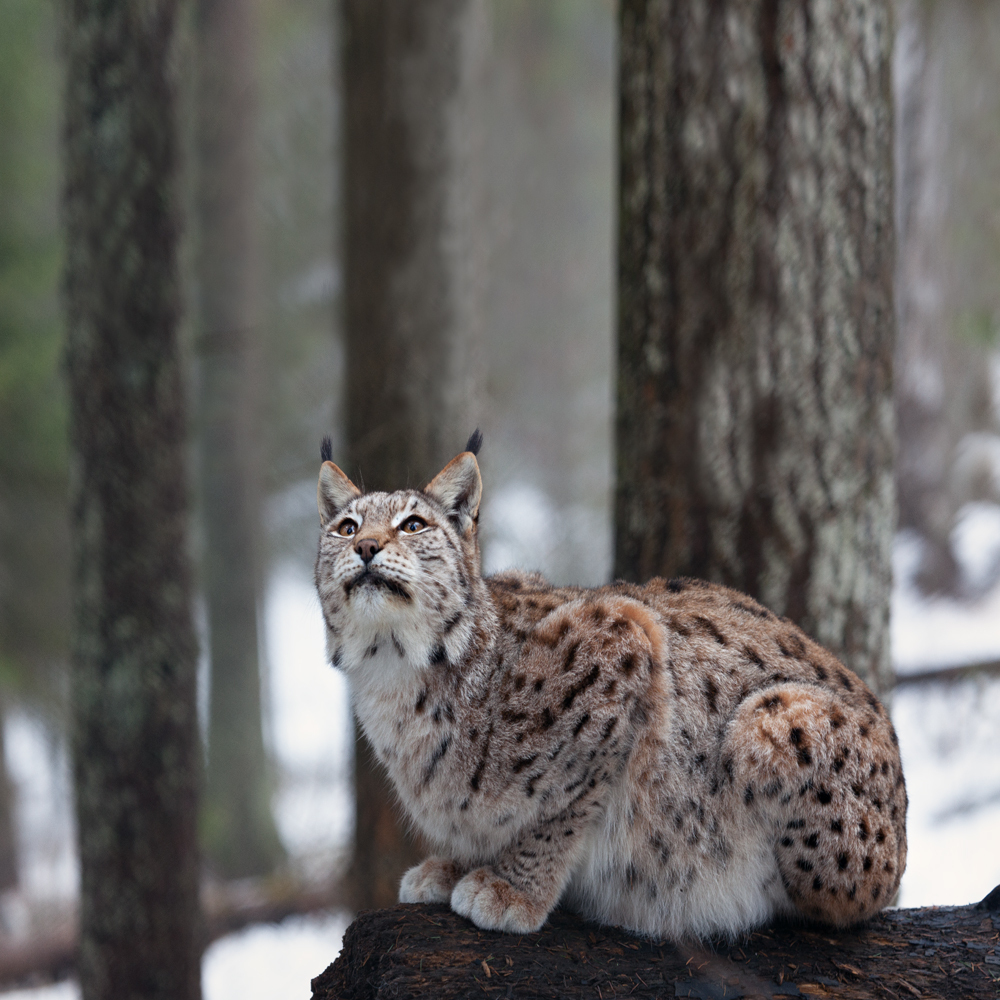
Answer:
[{"left": 314, "top": 451, "right": 486, "bottom": 686}]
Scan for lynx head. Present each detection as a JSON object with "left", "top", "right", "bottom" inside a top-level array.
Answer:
[{"left": 315, "top": 431, "right": 486, "bottom": 680}]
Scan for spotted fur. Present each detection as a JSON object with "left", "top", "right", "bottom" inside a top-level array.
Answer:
[{"left": 314, "top": 446, "right": 907, "bottom": 940}]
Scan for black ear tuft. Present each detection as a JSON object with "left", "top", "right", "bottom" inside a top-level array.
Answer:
[
  {"left": 321, "top": 436, "right": 333, "bottom": 462},
  {"left": 465, "top": 428, "right": 483, "bottom": 456}
]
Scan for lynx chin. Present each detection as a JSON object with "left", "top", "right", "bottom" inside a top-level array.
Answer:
[{"left": 314, "top": 433, "right": 906, "bottom": 941}]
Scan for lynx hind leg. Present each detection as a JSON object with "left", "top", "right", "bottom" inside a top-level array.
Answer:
[
  {"left": 399, "top": 857, "right": 466, "bottom": 904},
  {"left": 725, "top": 682, "right": 906, "bottom": 927}
]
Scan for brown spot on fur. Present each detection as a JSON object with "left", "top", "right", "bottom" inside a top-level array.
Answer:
[
  {"left": 705, "top": 677, "right": 719, "bottom": 713},
  {"left": 562, "top": 664, "right": 600, "bottom": 710},
  {"left": 693, "top": 615, "right": 728, "bottom": 646},
  {"left": 732, "top": 599, "right": 770, "bottom": 620},
  {"left": 562, "top": 642, "right": 579, "bottom": 673}
]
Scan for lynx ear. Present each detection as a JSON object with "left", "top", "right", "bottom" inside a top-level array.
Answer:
[
  {"left": 425, "top": 451, "right": 482, "bottom": 532},
  {"left": 318, "top": 461, "right": 361, "bottom": 527}
]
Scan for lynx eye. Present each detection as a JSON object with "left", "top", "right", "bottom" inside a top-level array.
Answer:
[
  {"left": 336, "top": 519, "right": 358, "bottom": 537},
  {"left": 400, "top": 516, "right": 427, "bottom": 534}
]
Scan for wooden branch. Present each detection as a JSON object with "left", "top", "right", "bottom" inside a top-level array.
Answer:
[
  {"left": 894, "top": 659, "right": 1000, "bottom": 688},
  {"left": 314, "top": 888, "right": 1000, "bottom": 1000}
]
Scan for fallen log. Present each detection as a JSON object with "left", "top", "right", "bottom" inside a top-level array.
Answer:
[
  {"left": 313, "top": 886, "right": 1000, "bottom": 999},
  {"left": 893, "top": 658, "right": 1000, "bottom": 688}
]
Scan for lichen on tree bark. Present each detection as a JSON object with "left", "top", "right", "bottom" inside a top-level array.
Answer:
[{"left": 63, "top": 2, "right": 202, "bottom": 996}]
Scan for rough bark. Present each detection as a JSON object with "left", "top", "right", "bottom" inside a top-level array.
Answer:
[
  {"left": 341, "top": 0, "right": 487, "bottom": 909},
  {"left": 615, "top": 1, "right": 896, "bottom": 695},
  {"left": 314, "top": 894, "right": 1000, "bottom": 999},
  {"left": 63, "top": 2, "right": 202, "bottom": 998},
  {"left": 194, "top": 0, "right": 284, "bottom": 879}
]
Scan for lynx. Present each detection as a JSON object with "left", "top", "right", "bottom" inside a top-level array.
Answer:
[{"left": 314, "top": 433, "right": 906, "bottom": 941}]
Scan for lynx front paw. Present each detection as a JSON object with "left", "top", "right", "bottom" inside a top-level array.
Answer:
[
  {"left": 399, "top": 857, "right": 464, "bottom": 904},
  {"left": 450, "top": 867, "right": 548, "bottom": 933}
]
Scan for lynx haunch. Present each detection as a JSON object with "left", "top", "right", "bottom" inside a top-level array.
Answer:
[{"left": 314, "top": 434, "right": 906, "bottom": 941}]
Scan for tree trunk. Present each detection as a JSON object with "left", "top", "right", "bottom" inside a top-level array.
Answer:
[
  {"left": 194, "top": 0, "right": 285, "bottom": 879},
  {"left": 341, "top": 0, "right": 487, "bottom": 908},
  {"left": 313, "top": 894, "right": 1000, "bottom": 1000},
  {"left": 615, "top": 0, "right": 896, "bottom": 695},
  {"left": 63, "top": 3, "right": 202, "bottom": 998}
]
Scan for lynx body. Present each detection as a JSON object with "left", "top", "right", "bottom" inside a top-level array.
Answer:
[{"left": 314, "top": 439, "right": 906, "bottom": 940}]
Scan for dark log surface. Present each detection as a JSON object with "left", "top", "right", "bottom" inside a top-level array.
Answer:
[{"left": 314, "top": 891, "right": 1000, "bottom": 999}]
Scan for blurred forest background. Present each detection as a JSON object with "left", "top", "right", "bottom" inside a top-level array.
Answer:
[{"left": 0, "top": 0, "right": 999, "bottom": 995}]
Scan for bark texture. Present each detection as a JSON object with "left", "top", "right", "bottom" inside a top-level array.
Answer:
[
  {"left": 313, "top": 895, "right": 1000, "bottom": 999},
  {"left": 194, "top": 0, "right": 284, "bottom": 879},
  {"left": 63, "top": 2, "right": 202, "bottom": 998},
  {"left": 341, "top": 0, "right": 487, "bottom": 909},
  {"left": 615, "top": 1, "right": 896, "bottom": 694}
]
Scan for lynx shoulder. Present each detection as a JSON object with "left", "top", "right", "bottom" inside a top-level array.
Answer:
[{"left": 314, "top": 437, "right": 906, "bottom": 940}]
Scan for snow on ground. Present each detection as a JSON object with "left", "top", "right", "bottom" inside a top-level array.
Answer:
[
  {"left": 265, "top": 565, "right": 354, "bottom": 881},
  {"left": 891, "top": 529, "right": 1000, "bottom": 908},
  {"left": 2, "top": 529, "right": 1000, "bottom": 997},
  {"left": 0, "top": 910, "right": 350, "bottom": 1000}
]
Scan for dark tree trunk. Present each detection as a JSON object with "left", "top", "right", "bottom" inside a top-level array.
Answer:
[
  {"left": 341, "top": 0, "right": 486, "bottom": 908},
  {"left": 194, "top": 0, "right": 285, "bottom": 879},
  {"left": 313, "top": 895, "right": 1000, "bottom": 1000},
  {"left": 615, "top": 1, "right": 896, "bottom": 695},
  {"left": 63, "top": 2, "right": 202, "bottom": 998}
]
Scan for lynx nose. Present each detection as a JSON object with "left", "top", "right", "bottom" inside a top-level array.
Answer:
[{"left": 356, "top": 538, "right": 380, "bottom": 564}]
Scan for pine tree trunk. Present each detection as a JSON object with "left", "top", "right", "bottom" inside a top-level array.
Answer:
[
  {"left": 615, "top": 0, "right": 896, "bottom": 695},
  {"left": 194, "top": 0, "right": 284, "bottom": 879},
  {"left": 341, "top": 0, "right": 486, "bottom": 908},
  {"left": 63, "top": 3, "right": 202, "bottom": 997}
]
